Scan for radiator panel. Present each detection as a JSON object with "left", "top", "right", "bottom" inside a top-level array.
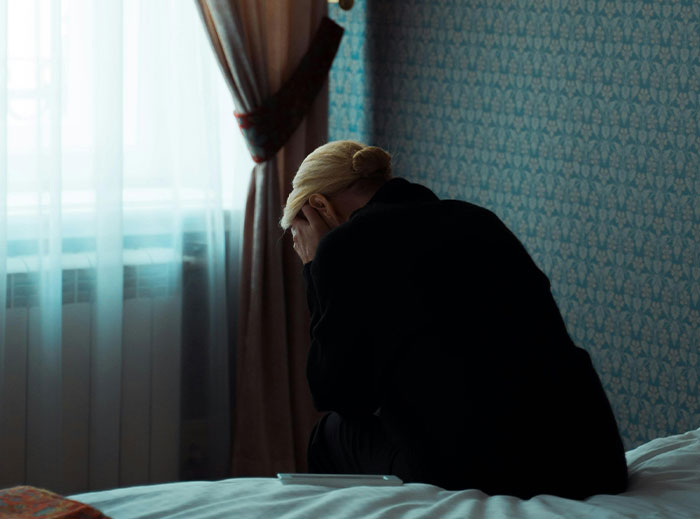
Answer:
[
  {"left": 1, "top": 262, "right": 182, "bottom": 493},
  {"left": 120, "top": 298, "right": 153, "bottom": 487},
  {"left": 0, "top": 306, "right": 28, "bottom": 487},
  {"left": 149, "top": 296, "right": 182, "bottom": 483},
  {"left": 61, "top": 302, "right": 91, "bottom": 494}
]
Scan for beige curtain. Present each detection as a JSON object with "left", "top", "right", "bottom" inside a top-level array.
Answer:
[{"left": 196, "top": 0, "right": 327, "bottom": 475}]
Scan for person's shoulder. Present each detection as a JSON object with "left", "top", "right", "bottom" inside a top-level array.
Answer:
[
  {"left": 439, "top": 198, "right": 497, "bottom": 218},
  {"left": 346, "top": 196, "right": 503, "bottom": 240}
]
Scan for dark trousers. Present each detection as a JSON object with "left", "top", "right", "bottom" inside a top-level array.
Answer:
[
  {"left": 307, "top": 410, "right": 628, "bottom": 499},
  {"left": 307, "top": 412, "right": 414, "bottom": 480}
]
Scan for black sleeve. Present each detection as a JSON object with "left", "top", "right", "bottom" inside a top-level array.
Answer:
[
  {"left": 302, "top": 261, "right": 321, "bottom": 333},
  {"left": 302, "top": 228, "right": 381, "bottom": 417}
]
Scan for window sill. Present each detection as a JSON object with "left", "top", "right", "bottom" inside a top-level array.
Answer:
[{"left": 5, "top": 248, "right": 184, "bottom": 275}]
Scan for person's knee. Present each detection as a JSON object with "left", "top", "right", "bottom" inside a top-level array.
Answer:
[
  {"left": 307, "top": 412, "right": 337, "bottom": 473},
  {"left": 314, "top": 412, "right": 342, "bottom": 439}
]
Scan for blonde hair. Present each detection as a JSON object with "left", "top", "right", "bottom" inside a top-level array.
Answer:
[{"left": 280, "top": 140, "right": 392, "bottom": 230}]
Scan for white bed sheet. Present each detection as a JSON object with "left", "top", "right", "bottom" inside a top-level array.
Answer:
[{"left": 71, "top": 427, "right": 700, "bottom": 519}]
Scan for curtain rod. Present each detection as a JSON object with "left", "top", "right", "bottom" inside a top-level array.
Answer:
[{"left": 328, "top": 0, "right": 354, "bottom": 10}]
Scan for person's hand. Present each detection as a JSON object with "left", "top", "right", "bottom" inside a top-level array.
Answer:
[{"left": 291, "top": 204, "right": 331, "bottom": 264}]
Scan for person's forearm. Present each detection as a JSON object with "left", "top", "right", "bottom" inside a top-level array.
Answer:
[{"left": 302, "top": 261, "right": 322, "bottom": 331}]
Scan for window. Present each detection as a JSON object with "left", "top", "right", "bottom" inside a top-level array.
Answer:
[{"left": 4, "top": 0, "right": 253, "bottom": 245}]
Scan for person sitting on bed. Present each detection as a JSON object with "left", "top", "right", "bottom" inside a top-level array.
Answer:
[{"left": 281, "top": 140, "right": 629, "bottom": 500}]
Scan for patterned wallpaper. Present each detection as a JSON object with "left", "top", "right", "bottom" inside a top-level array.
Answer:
[{"left": 328, "top": 1, "right": 700, "bottom": 449}]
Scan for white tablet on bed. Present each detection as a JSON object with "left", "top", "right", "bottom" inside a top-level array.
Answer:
[{"left": 277, "top": 473, "right": 403, "bottom": 487}]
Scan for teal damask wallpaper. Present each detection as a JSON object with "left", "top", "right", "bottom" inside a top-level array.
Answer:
[{"left": 328, "top": 1, "right": 699, "bottom": 449}]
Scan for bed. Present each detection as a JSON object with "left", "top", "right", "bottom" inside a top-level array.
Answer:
[{"left": 64, "top": 426, "right": 700, "bottom": 518}]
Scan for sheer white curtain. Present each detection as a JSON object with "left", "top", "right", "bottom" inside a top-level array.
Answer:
[{"left": 0, "top": 0, "right": 252, "bottom": 493}]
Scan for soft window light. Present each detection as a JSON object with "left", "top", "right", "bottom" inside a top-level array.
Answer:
[
  {"left": 5, "top": 0, "right": 253, "bottom": 243},
  {"left": 1, "top": 0, "right": 241, "bottom": 492}
]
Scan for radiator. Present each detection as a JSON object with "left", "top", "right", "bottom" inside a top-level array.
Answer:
[{"left": 0, "top": 249, "right": 182, "bottom": 494}]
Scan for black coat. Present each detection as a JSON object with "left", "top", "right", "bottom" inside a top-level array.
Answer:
[{"left": 302, "top": 177, "right": 627, "bottom": 496}]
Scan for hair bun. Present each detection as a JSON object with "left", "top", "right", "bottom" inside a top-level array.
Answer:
[{"left": 352, "top": 146, "right": 391, "bottom": 180}]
